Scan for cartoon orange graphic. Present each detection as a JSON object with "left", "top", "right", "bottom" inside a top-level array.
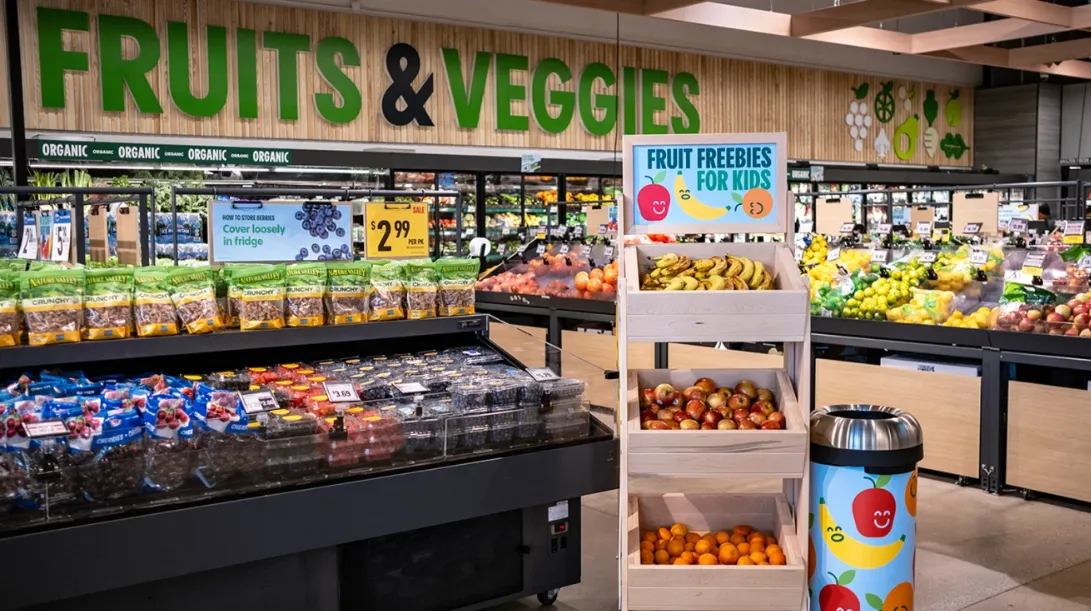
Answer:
[{"left": 742, "top": 188, "right": 773, "bottom": 220}]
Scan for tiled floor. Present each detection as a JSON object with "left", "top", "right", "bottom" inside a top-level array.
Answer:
[{"left": 489, "top": 478, "right": 1091, "bottom": 611}]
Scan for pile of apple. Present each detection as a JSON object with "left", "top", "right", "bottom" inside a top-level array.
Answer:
[
  {"left": 639, "top": 377, "right": 785, "bottom": 431},
  {"left": 993, "top": 290, "right": 1091, "bottom": 337}
]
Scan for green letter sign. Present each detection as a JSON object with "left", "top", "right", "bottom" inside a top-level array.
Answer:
[
  {"left": 167, "top": 22, "right": 228, "bottom": 117},
  {"left": 531, "top": 58, "right": 574, "bottom": 134},
  {"left": 37, "top": 8, "right": 89, "bottom": 109},
  {"left": 315, "top": 37, "right": 362, "bottom": 124},
  {"left": 442, "top": 48, "right": 491, "bottom": 129},
  {"left": 262, "top": 31, "right": 310, "bottom": 121},
  {"left": 99, "top": 14, "right": 162, "bottom": 114}
]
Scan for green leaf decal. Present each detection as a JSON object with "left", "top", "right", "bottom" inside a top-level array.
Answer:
[
  {"left": 866, "top": 593, "right": 884, "bottom": 611},
  {"left": 731, "top": 193, "right": 744, "bottom": 204},
  {"left": 940, "top": 133, "right": 970, "bottom": 160},
  {"left": 875, "top": 474, "right": 892, "bottom": 488},
  {"left": 653, "top": 170, "right": 666, "bottom": 184},
  {"left": 852, "top": 83, "right": 870, "bottom": 100},
  {"left": 923, "top": 90, "right": 938, "bottom": 126},
  {"left": 839, "top": 570, "right": 856, "bottom": 586},
  {"left": 809, "top": 512, "right": 814, "bottom": 528}
]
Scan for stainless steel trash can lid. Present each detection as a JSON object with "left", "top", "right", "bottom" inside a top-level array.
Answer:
[{"left": 811, "top": 404, "right": 923, "bottom": 471}]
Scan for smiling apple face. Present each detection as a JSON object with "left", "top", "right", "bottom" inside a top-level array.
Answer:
[
  {"left": 637, "top": 177, "right": 671, "bottom": 222},
  {"left": 852, "top": 476, "right": 897, "bottom": 538}
]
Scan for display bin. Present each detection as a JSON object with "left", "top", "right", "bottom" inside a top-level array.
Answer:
[
  {"left": 622, "top": 243, "right": 808, "bottom": 343},
  {"left": 1007, "top": 381, "right": 1091, "bottom": 503},
  {"left": 625, "top": 493, "right": 805, "bottom": 611},
  {"left": 626, "top": 369, "right": 806, "bottom": 480},
  {"left": 815, "top": 358, "right": 980, "bottom": 478}
]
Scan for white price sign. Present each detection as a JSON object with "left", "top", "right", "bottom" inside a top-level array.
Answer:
[
  {"left": 969, "top": 249, "right": 989, "bottom": 265},
  {"left": 1022, "top": 251, "right": 1047, "bottom": 276},
  {"left": 603, "top": 246, "right": 615, "bottom": 259},
  {"left": 49, "top": 210, "right": 72, "bottom": 262},
  {"left": 962, "top": 222, "right": 982, "bottom": 236},
  {"left": 17, "top": 222, "right": 38, "bottom": 260},
  {"left": 794, "top": 247, "right": 803, "bottom": 262},
  {"left": 497, "top": 243, "right": 507, "bottom": 255},
  {"left": 558, "top": 244, "right": 570, "bottom": 255},
  {"left": 393, "top": 382, "right": 429, "bottom": 395},
  {"left": 839, "top": 222, "right": 855, "bottom": 234},
  {"left": 877, "top": 223, "right": 892, "bottom": 235},
  {"left": 526, "top": 367, "right": 560, "bottom": 382},
  {"left": 239, "top": 390, "right": 280, "bottom": 414},
  {"left": 24, "top": 420, "right": 68, "bottom": 439},
  {"left": 1064, "top": 220, "right": 1086, "bottom": 244},
  {"left": 573, "top": 226, "right": 583, "bottom": 237},
  {"left": 536, "top": 244, "right": 546, "bottom": 255},
  {"left": 598, "top": 224, "right": 607, "bottom": 235},
  {"left": 1009, "top": 219, "right": 1028, "bottom": 233},
  {"left": 799, "top": 221, "right": 813, "bottom": 234},
  {"left": 918, "top": 251, "right": 937, "bottom": 263},
  {"left": 1079, "top": 255, "right": 1091, "bottom": 270},
  {"left": 826, "top": 247, "right": 841, "bottom": 261},
  {"left": 323, "top": 382, "right": 360, "bottom": 403},
  {"left": 915, "top": 221, "right": 932, "bottom": 236},
  {"left": 870, "top": 250, "right": 889, "bottom": 263}
]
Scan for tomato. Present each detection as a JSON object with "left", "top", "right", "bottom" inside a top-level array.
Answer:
[
  {"left": 588, "top": 278, "right": 603, "bottom": 292},
  {"left": 590, "top": 268, "right": 604, "bottom": 281},
  {"left": 574, "top": 272, "right": 590, "bottom": 292},
  {"left": 603, "top": 267, "right": 618, "bottom": 286}
]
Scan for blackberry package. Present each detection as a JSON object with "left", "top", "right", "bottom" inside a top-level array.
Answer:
[
  {"left": 133, "top": 266, "right": 179, "bottom": 337},
  {"left": 0, "top": 270, "right": 19, "bottom": 347},
  {"left": 168, "top": 265, "right": 222, "bottom": 334},
  {"left": 237, "top": 264, "right": 286, "bottom": 330},
  {"left": 369, "top": 261, "right": 406, "bottom": 321},
  {"left": 63, "top": 411, "right": 146, "bottom": 503},
  {"left": 435, "top": 259, "right": 480, "bottom": 317},
  {"left": 285, "top": 262, "right": 326, "bottom": 327},
  {"left": 21, "top": 267, "right": 84, "bottom": 346},
  {"left": 82, "top": 268, "right": 134, "bottom": 341},
  {"left": 405, "top": 260, "right": 438, "bottom": 320},
  {"left": 325, "top": 261, "right": 371, "bottom": 324}
]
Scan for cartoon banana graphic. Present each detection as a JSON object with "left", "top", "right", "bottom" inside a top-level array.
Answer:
[
  {"left": 673, "top": 172, "right": 729, "bottom": 221},
  {"left": 819, "top": 498, "right": 905, "bottom": 570}
]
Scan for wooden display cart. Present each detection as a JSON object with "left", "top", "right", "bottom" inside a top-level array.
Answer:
[{"left": 617, "top": 133, "right": 810, "bottom": 611}]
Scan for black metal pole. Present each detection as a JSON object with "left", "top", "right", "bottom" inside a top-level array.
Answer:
[
  {"left": 5, "top": 0, "right": 27, "bottom": 188},
  {"left": 73, "top": 192, "right": 85, "bottom": 264},
  {"left": 139, "top": 192, "right": 150, "bottom": 266}
]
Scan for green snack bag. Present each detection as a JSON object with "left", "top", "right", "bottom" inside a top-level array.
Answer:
[
  {"left": 21, "top": 267, "right": 84, "bottom": 345},
  {"left": 370, "top": 261, "right": 406, "bottom": 321},
  {"left": 168, "top": 265, "right": 221, "bottom": 334},
  {"left": 285, "top": 262, "right": 326, "bottom": 327},
  {"left": 436, "top": 258, "right": 480, "bottom": 317},
  {"left": 405, "top": 259, "right": 438, "bottom": 320},
  {"left": 237, "top": 264, "right": 286, "bottom": 330},
  {"left": 134, "top": 266, "right": 179, "bottom": 337},
  {"left": 0, "top": 270, "right": 20, "bottom": 346},
  {"left": 325, "top": 261, "right": 371, "bottom": 325},
  {"left": 83, "top": 267, "right": 134, "bottom": 341}
]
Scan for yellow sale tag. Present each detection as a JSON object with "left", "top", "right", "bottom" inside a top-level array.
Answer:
[
  {"left": 1063, "top": 221, "right": 1085, "bottom": 245},
  {"left": 365, "top": 202, "right": 429, "bottom": 258}
]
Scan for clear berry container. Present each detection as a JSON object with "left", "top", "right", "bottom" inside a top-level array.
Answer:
[
  {"left": 542, "top": 409, "right": 590, "bottom": 441},
  {"left": 395, "top": 403, "right": 444, "bottom": 458},
  {"left": 514, "top": 405, "right": 542, "bottom": 441},
  {"left": 451, "top": 384, "right": 488, "bottom": 411},
  {"left": 260, "top": 409, "right": 326, "bottom": 478},
  {"left": 485, "top": 380, "right": 520, "bottom": 406}
]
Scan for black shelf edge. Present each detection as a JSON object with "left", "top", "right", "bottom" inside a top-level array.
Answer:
[
  {"left": 476, "top": 292, "right": 616, "bottom": 316},
  {"left": 989, "top": 331, "right": 1091, "bottom": 361},
  {"left": 0, "top": 430, "right": 618, "bottom": 611},
  {"left": 810, "top": 316, "right": 991, "bottom": 349},
  {"left": 0, "top": 315, "right": 488, "bottom": 369}
]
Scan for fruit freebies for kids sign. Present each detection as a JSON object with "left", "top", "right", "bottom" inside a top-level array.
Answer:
[{"left": 625, "top": 133, "right": 787, "bottom": 235}]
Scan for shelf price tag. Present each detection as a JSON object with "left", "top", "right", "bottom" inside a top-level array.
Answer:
[
  {"left": 497, "top": 243, "right": 507, "bottom": 255},
  {"left": 969, "top": 249, "right": 989, "bottom": 265},
  {"left": 24, "top": 420, "right": 68, "bottom": 439},
  {"left": 49, "top": 210, "right": 72, "bottom": 262},
  {"left": 393, "top": 382, "right": 429, "bottom": 395},
  {"left": 526, "top": 367, "right": 560, "bottom": 382},
  {"left": 915, "top": 221, "right": 932, "bottom": 236},
  {"left": 17, "top": 220, "right": 37, "bottom": 260},
  {"left": 1064, "top": 220, "right": 1085, "bottom": 244},
  {"left": 839, "top": 222, "right": 855, "bottom": 234},
  {"left": 603, "top": 246, "right": 614, "bottom": 259},
  {"left": 239, "top": 390, "right": 280, "bottom": 415},
  {"left": 558, "top": 244, "right": 570, "bottom": 255},
  {"left": 323, "top": 381, "right": 360, "bottom": 403},
  {"left": 876, "top": 223, "right": 892, "bottom": 235},
  {"left": 573, "top": 226, "right": 584, "bottom": 237},
  {"left": 826, "top": 247, "right": 840, "bottom": 262},
  {"left": 870, "top": 249, "right": 888, "bottom": 263},
  {"left": 962, "top": 222, "right": 982, "bottom": 236},
  {"left": 918, "top": 251, "right": 937, "bottom": 264},
  {"left": 1009, "top": 219, "right": 1028, "bottom": 233},
  {"left": 535, "top": 244, "right": 546, "bottom": 255},
  {"left": 1078, "top": 254, "right": 1091, "bottom": 271},
  {"left": 365, "top": 202, "right": 428, "bottom": 259},
  {"left": 1022, "top": 251, "right": 1047, "bottom": 277},
  {"left": 598, "top": 224, "right": 607, "bottom": 235},
  {"left": 798, "top": 221, "right": 813, "bottom": 234},
  {"left": 794, "top": 247, "right": 804, "bottom": 262}
]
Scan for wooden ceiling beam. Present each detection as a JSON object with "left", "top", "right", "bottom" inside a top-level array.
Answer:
[
  {"left": 911, "top": 17, "right": 1067, "bottom": 53},
  {"left": 643, "top": 0, "right": 704, "bottom": 15},
  {"left": 789, "top": 0, "right": 960, "bottom": 38},
  {"left": 1009, "top": 37, "right": 1091, "bottom": 66},
  {"left": 966, "top": 0, "right": 1073, "bottom": 27}
]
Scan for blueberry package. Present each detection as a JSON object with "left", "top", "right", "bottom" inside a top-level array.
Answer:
[
  {"left": 133, "top": 266, "right": 179, "bottom": 337},
  {"left": 369, "top": 261, "right": 406, "bottom": 322},
  {"left": 436, "top": 258, "right": 480, "bottom": 317},
  {"left": 168, "top": 265, "right": 222, "bottom": 334},
  {"left": 0, "top": 270, "right": 19, "bottom": 347},
  {"left": 237, "top": 264, "right": 286, "bottom": 330},
  {"left": 325, "top": 261, "right": 371, "bottom": 325},
  {"left": 20, "top": 267, "right": 84, "bottom": 346},
  {"left": 82, "top": 268, "right": 134, "bottom": 341},
  {"left": 405, "top": 260, "right": 438, "bottom": 320},
  {"left": 144, "top": 391, "right": 195, "bottom": 492},
  {"left": 285, "top": 262, "right": 326, "bottom": 327}
]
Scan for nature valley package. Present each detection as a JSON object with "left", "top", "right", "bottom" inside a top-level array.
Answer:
[
  {"left": 369, "top": 261, "right": 406, "bottom": 322},
  {"left": 20, "top": 268, "right": 84, "bottom": 345},
  {"left": 222, "top": 264, "right": 266, "bottom": 328},
  {"left": 405, "top": 260, "right": 437, "bottom": 320},
  {"left": 237, "top": 264, "right": 286, "bottom": 330},
  {"left": 82, "top": 268, "right": 134, "bottom": 341},
  {"left": 134, "top": 266, "right": 179, "bottom": 337},
  {"left": 436, "top": 258, "right": 480, "bottom": 317},
  {"left": 0, "top": 271, "right": 19, "bottom": 347},
  {"left": 168, "top": 265, "right": 221, "bottom": 334},
  {"left": 325, "top": 261, "right": 371, "bottom": 325},
  {"left": 285, "top": 262, "right": 326, "bottom": 327}
]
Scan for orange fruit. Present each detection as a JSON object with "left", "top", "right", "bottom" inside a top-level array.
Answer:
[
  {"left": 657, "top": 527, "right": 671, "bottom": 541},
  {"left": 685, "top": 532, "right": 701, "bottom": 544},
  {"left": 758, "top": 561, "right": 770, "bottom": 565},
  {"left": 748, "top": 532, "right": 765, "bottom": 544},
  {"left": 750, "top": 542, "right": 765, "bottom": 555},
  {"left": 715, "top": 531, "right": 731, "bottom": 544},
  {"left": 587, "top": 277, "right": 604, "bottom": 293},
  {"left": 698, "top": 553, "right": 718, "bottom": 565},
  {"left": 574, "top": 272, "right": 589, "bottom": 292},
  {"left": 654, "top": 550, "right": 670, "bottom": 564},
  {"left": 765, "top": 535, "right": 778, "bottom": 546},
  {"left": 640, "top": 541, "right": 654, "bottom": 553},
  {"left": 667, "top": 538, "right": 686, "bottom": 557},
  {"left": 681, "top": 551, "right": 697, "bottom": 564},
  {"left": 684, "top": 542, "right": 695, "bottom": 552},
  {"left": 603, "top": 267, "right": 618, "bottom": 286},
  {"left": 718, "top": 545, "right": 740, "bottom": 565},
  {"left": 765, "top": 544, "right": 782, "bottom": 557},
  {"left": 590, "top": 268, "right": 604, "bottom": 281},
  {"left": 769, "top": 552, "right": 787, "bottom": 566},
  {"left": 730, "top": 533, "right": 747, "bottom": 545},
  {"left": 736, "top": 542, "right": 751, "bottom": 555},
  {"left": 640, "top": 550, "right": 654, "bottom": 565},
  {"left": 673, "top": 557, "right": 687, "bottom": 565},
  {"left": 694, "top": 540, "right": 712, "bottom": 555},
  {"left": 736, "top": 556, "right": 755, "bottom": 566},
  {"left": 733, "top": 525, "right": 753, "bottom": 536},
  {"left": 670, "top": 523, "right": 689, "bottom": 537},
  {"left": 642, "top": 531, "right": 657, "bottom": 544},
  {"left": 655, "top": 540, "right": 668, "bottom": 552},
  {"left": 750, "top": 552, "right": 767, "bottom": 564}
]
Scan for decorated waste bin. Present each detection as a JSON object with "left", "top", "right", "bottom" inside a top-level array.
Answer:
[{"left": 809, "top": 404, "right": 923, "bottom": 611}]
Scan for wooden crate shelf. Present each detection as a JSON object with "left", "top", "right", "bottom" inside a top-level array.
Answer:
[
  {"left": 625, "top": 493, "right": 806, "bottom": 611},
  {"left": 626, "top": 369, "right": 806, "bottom": 480},
  {"left": 622, "top": 243, "right": 808, "bottom": 344}
]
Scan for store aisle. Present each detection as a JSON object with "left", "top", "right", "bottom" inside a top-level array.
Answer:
[{"left": 488, "top": 478, "right": 1091, "bottom": 611}]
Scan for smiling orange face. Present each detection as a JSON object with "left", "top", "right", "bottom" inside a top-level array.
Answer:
[
  {"left": 883, "top": 581, "right": 913, "bottom": 611},
  {"left": 906, "top": 469, "right": 918, "bottom": 517},
  {"left": 742, "top": 188, "right": 773, "bottom": 219}
]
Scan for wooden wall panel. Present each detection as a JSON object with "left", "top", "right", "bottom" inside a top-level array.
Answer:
[{"left": 21, "top": 0, "right": 974, "bottom": 166}]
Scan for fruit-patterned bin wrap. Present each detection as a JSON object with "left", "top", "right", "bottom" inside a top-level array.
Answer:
[{"left": 809, "top": 463, "right": 918, "bottom": 611}]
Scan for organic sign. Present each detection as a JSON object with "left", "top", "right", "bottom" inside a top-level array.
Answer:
[
  {"left": 208, "top": 201, "right": 352, "bottom": 263},
  {"left": 36, "top": 140, "right": 291, "bottom": 165}
]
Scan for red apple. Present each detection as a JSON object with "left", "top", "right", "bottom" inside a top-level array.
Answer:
[
  {"left": 682, "top": 386, "right": 706, "bottom": 402},
  {"left": 716, "top": 387, "right": 733, "bottom": 398},
  {"left": 684, "top": 400, "right": 706, "bottom": 421},
  {"left": 753, "top": 400, "right": 776, "bottom": 416},
  {"left": 645, "top": 420, "right": 668, "bottom": 430},
  {"left": 733, "top": 380, "right": 758, "bottom": 400},
  {"left": 1057, "top": 304, "right": 1073, "bottom": 319},
  {"left": 1026, "top": 309, "right": 1043, "bottom": 321},
  {"left": 706, "top": 392, "right": 726, "bottom": 410},
  {"left": 1075, "top": 314, "right": 1090, "bottom": 330},
  {"left": 1082, "top": 329, "right": 1091, "bottom": 337},
  {"left": 700, "top": 422, "right": 716, "bottom": 430},
  {"left": 1066, "top": 326, "right": 1080, "bottom": 336},
  {"left": 1018, "top": 319, "right": 1035, "bottom": 333},
  {"left": 760, "top": 420, "right": 782, "bottom": 430},
  {"left": 679, "top": 419, "right": 700, "bottom": 430},
  {"left": 694, "top": 378, "right": 717, "bottom": 395},
  {"left": 654, "top": 383, "right": 675, "bottom": 405},
  {"left": 737, "top": 419, "right": 757, "bottom": 430},
  {"left": 726, "top": 394, "right": 751, "bottom": 410},
  {"left": 732, "top": 408, "right": 751, "bottom": 423},
  {"left": 641, "top": 388, "right": 656, "bottom": 407},
  {"left": 673, "top": 410, "right": 688, "bottom": 424},
  {"left": 1047, "top": 312, "right": 1068, "bottom": 329},
  {"left": 702, "top": 410, "right": 722, "bottom": 426},
  {"left": 767, "top": 411, "right": 786, "bottom": 427},
  {"left": 666, "top": 420, "right": 681, "bottom": 430},
  {"left": 717, "top": 419, "right": 738, "bottom": 430},
  {"left": 640, "top": 410, "right": 657, "bottom": 424},
  {"left": 657, "top": 409, "right": 674, "bottom": 422},
  {"left": 749, "top": 412, "right": 767, "bottom": 426},
  {"left": 756, "top": 388, "right": 774, "bottom": 403}
]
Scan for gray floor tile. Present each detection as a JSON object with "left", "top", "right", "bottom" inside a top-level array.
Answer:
[{"left": 961, "top": 558, "right": 1091, "bottom": 610}]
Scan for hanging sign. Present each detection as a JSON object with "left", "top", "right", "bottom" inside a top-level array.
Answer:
[
  {"left": 18, "top": 213, "right": 38, "bottom": 260},
  {"left": 209, "top": 201, "right": 352, "bottom": 263},
  {"left": 49, "top": 210, "right": 72, "bottom": 262},
  {"left": 1063, "top": 220, "right": 1085, "bottom": 245},
  {"left": 520, "top": 154, "right": 542, "bottom": 173},
  {"left": 1022, "top": 251, "right": 1047, "bottom": 277},
  {"left": 627, "top": 133, "right": 786, "bottom": 235},
  {"left": 365, "top": 202, "right": 429, "bottom": 258},
  {"left": 961, "top": 222, "right": 982, "bottom": 236},
  {"left": 36, "top": 139, "right": 292, "bottom": 166}
]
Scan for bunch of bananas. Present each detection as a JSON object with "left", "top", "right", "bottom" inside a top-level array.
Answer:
[
  {"left": 800, "top": 235, "right": 828, "bottom": 266},
  {"left": 640, "top": 253, "right": 774, "bottom": 291}
]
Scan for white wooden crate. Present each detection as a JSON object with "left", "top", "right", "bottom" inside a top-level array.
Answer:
[
  {"left": 622, "top": 243, "right": 808, "bottom": 343},
  {"left": 627, "top": 369, "right": 806, "bottom": 482},
  {"left": 626, "top": 493, "right": 805, "bottom": 611}
]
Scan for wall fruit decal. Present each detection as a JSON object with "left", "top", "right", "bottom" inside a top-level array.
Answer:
[
  {"left": 847, "top": 83, "right": 872, "bottom": 152},
  {"left": 922, "top": 90, "right": 939, "bottom": 158},
  {"left": 940, "top": 133, "right": 970, "bottom": 160},
  {"left": 673, "top": 172, "right": 729, "bottom": 220},
  {"left": 897, "top": 84, "right": 917, "bottom": 112},
  {"left": 637, "top": 170, "right": 671, "bottom": 221},
  {"left": 874, "top": 81, "right": 895, "bottom": 124},
  {"left": 852, "top": 474, "right": 897, "bottom": 537},
  {"left": 866, "top": 582, "right": 914, "bottom": 611},
  {"left": 819, "top": 497, "right": 906, "bottom": 569},
  {"left": 906, "top": 469, "right": 918, "bottom": 516},
  {"left": 893, "top": 114, "right": 919, "bottom": 161},
  {"left": 819, "top": 570, "right": 860, "bottom": 611},
  {"left": 874, "top": 127, "right": 891, "bottom": 160},
  {"left": 946, "top": 90, "right": 962, "bottom": 127}
]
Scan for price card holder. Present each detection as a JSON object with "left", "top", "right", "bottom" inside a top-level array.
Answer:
[
  {"left": 393, "top": 382, "right": 429, "bottom": 395},
  {"left": 1009, "top": 219, "right": 1028, "bottom": 234},
  {"left": 1064, "top": 220, "right": 1085, "bottom": 245},
  {"left": 365, "top": 202, "right": 429, "bottom": 259},
  {"left": 870, "top": 249, "right": 889, "bottom": 264},
  {"left": 969, "top": 249, "right": 989, "bottom": 265},
  {"left": 794, "top": 247, "right": 803, "bottom": 262},
  {"left": 18, "top": 218, "right": 38, "bottom": 260},
  {"left": 919, "top": 251, "right": 937, "bottom": 264},
  {"left": 826, "top": 247, "right": 841, "bottom": 262},
  {"left": 799, "top": 221, "right": 814, "bottom": 234},
  {"left": 239, "top": 390, "right": 280, "bottom": 415},
  {"left": 24, "top": 420, "right": 69, "bottom": 439},
  {"left": 603, "top": 246, "right": 615, "bottom": 259},
  {"left": 1078, "top": 254, "right": 1091, "bottom": 271},
  {"left": 323, "top": 381, "right": 360, "bottom": 403},
  {"left": 839, "top": 222, "right": 855, "bottom": 235},
  {"left": 1022, "top": 251, "right": 1047, "bottom": 277},
  {"left": 962, "top": 222, "right": 982, "bottom": 236},
  {"left": 558, "top": 244, "right": 570, "bottom": 255},
  {"left": 573, "top": 226, "right": 584, "bottom": 237},
  {"left": 598, "top": 224, "right": 607, "bottom": 235},
  {"left": 497, "top": 243, "right": 507, "bottom": 255},
  {"left": 535, "top": 244, "right": 546, "bottom": 255},
  {"left": 526, "top": 367, "right": 560, "bottom": 382},
  {"left": 915, "top": 221, "right": 932, "bottom": 237},
  {"left": 877, "top": 223, "right": 892, "bottom": 235},
  {"left": 49, "top": 209, "right": 72, "bottom": 262}
]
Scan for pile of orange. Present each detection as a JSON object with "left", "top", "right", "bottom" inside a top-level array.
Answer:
[
  {"left": 573, "top": 261, "right": 618, "bottom": 300},
  {"left": 639, "top": 522, "right": 787, "bottom": 566}
]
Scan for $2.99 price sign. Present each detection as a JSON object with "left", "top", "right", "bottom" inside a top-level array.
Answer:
[{"left": 366, "top": 202, "right": 429, "bottom": 258}]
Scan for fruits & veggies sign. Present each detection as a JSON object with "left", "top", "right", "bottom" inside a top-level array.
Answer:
[
  {"left": 209, "top": 201, "right": 352, "bottom": 263},
  {"left": 625, "top": 134, "right": 787, "bottom": 235}
]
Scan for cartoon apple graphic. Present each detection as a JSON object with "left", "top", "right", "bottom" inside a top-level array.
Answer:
[
  {"left": 820, "top": 571, "right": 860, "bottom": 611},
  {"left": 637, "top": 171, "right": 671, "bottom": 221},
  {"left": 852, "top": 475, "right": 897, "bottom": 538}
]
